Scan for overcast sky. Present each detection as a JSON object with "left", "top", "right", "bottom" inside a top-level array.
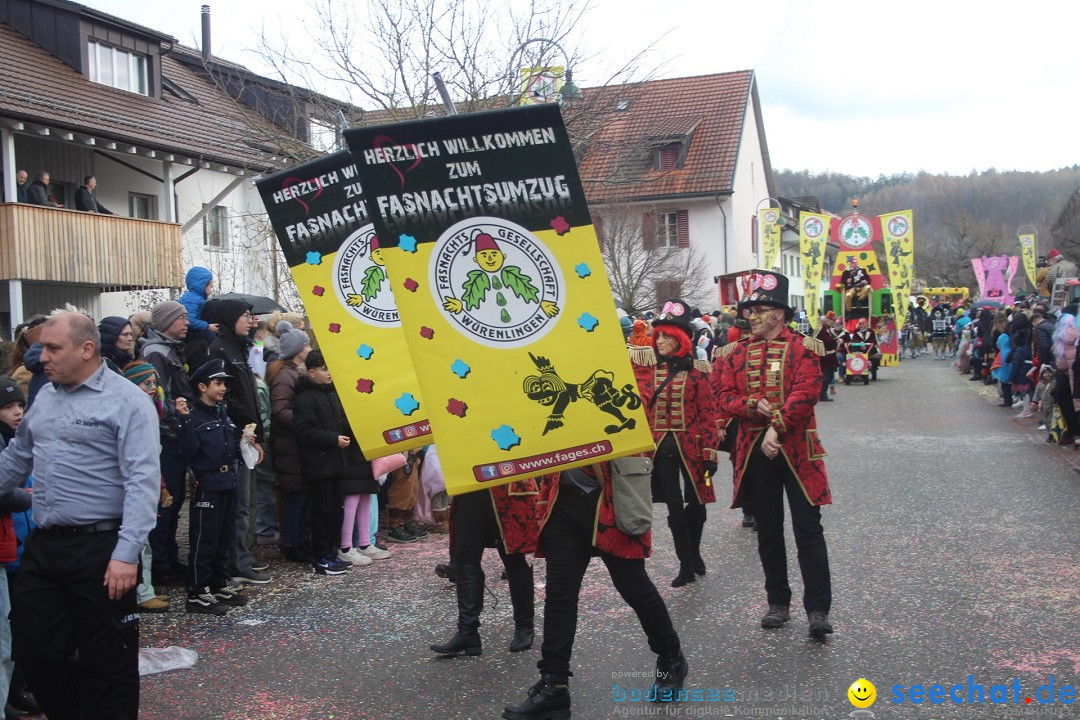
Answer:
[{"left": 84, "top": 0, "right": 1080, "bottom": 178}]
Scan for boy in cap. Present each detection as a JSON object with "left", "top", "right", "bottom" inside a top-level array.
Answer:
[{"left": 175, "top": 359, "right": 248, "bottom": 614}]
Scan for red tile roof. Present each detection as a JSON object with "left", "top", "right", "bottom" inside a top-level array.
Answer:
[
  {"left": 572, "top": 70, "right": 755, "bottom": 204},
  {"left": 0, "top": 20, "right": 286, "bottom": 170}
]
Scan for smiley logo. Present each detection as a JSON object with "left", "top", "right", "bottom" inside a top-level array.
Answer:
[{"left": 847, "top": 678, "right": 876, "bottom": 709}]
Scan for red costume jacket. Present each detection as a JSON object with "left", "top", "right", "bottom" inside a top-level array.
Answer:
[
  {"left": 713, "top": 326, "right": 831, "bottom": 508},
  {"left": 534, "top": 465, "right": 651, "bottom": 560},
  {"left": 449, "top": 480, "right": 540, "bottom": 555},
  {"left": 631, "top": 352, "right": 720, "bottom": 504}
]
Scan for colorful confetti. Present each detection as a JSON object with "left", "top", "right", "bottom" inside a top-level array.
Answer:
[
  {"left": 490, "top": 425, "right": 521, "bottom": 450},
  {"left": 394, "top": 393, "right": 420, "bottom": 416},
  {"left": 450, "top": 359, "right": 471, "bottom": 379},
  {"left": 574, "top": 263, "right": 591, "bottom": 278},
  {"left": 399, "top": 235, "right": 418, "bottom": 253},
  {"left": 446, "top": 398, "right": 467, "bottom": 417},
  {"left": 356, "top": 344, "right": 375, "bottom": 360},
  {"left": 577, "top": 313, "right": 599, "bottom": 332},
  {"left": 305, "top": 251, "right": 322, "bottom": 265}
]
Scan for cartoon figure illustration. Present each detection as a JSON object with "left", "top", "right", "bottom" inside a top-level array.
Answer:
[
  {"left": 523, "top": 353, "right": 640, "bottom": 435},
  {"left": 442, "top": 232, "right": 559, "bottom": 322},
  {"left": 346, "top": 235, "right": 387, "bottom": 307}
]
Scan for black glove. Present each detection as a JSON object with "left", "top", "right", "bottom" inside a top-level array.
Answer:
[{"left": 703, "top": 461, "right": 718, "bottom": 478}]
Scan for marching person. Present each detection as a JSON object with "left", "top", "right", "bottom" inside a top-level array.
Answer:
[
  {"left": 847, "top": 318, "right": 881, "bottom": 381},
  {"left": 631, "top": 299, "right": 719, "bottom": 587},
  {"left": 815, "top": 312, "right": 840, "bottom": 401},
  {"left": 0, "top": 312, "right": 160, "bottom": 718},
  {"left": 928, "top": 298, "right": 953, "bottom": 361},
  {"left": 430, "top": 482, "right": 539, "bottom": 657},
  {"left": 502, "top": 463, "right": 687, "bottom": 719},
  {"left": 714, "top": 272, "right": 835, "bottom": 638}
]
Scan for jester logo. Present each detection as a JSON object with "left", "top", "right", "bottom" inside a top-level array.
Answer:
[
  {"left": 887, "top": 215, "right": 909, "bottom": 237},
  {"left": 332, "top": 224, "right": 400, "bottom": 327},
  {"left": 803, "top": 216, "right": 825, "bottom": 239},
  {"left": 523, "top": 354, "right": 640, "bottom": 435},
  {"left": 433, "top": 217, "right": 564, "bottom": 348}
]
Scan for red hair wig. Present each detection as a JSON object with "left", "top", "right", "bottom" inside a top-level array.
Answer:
[{"left": 652, "top": 326, "right": 692, "bottom": 357}]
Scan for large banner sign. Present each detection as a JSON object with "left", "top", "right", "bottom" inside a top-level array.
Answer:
[
  {"left": 255, "top": 151, "right": 430, "bottom": 458},
  {"left": 759, "top": 207, "right": 782, "bottom": 271},
  {"left": 343, "top": 104, "right": 653, "bottom": 494},
  {"left": 1018, "top": 233, "right": 1038, "bottom": 289},
  {"left": 799, "top": 211, "right": 831, "bottom": 329},
  {"left": 880, "top": 210, "right": 915, "bottom": 331}
]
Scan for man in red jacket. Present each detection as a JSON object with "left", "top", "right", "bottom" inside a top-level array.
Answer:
[{"left": 714, "top": 272, "right": 835, "bottom": 638}]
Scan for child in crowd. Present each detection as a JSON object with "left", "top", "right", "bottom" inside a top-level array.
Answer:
[
  {"left": 175, "top": 360, "right": 248, "bottom": 614},
  {"left": 1034, "top": 366, "right": 1056, "bottom": 431},
  {"left": 292, "top": 351, "right": 353, "bottom": 576},
  {"left": 339, "top": 446, "right": 390, "bottom": 566},
  {"left": 120, "top": 362, "right": 172, "bottom": 613}
]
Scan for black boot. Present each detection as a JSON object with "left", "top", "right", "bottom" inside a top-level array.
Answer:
[
  {"left": 431, "top": 564, "right": 483, "bottom": 656},
  {"left": 435, "top": 562, "right": 458, "bottom": 583},
  {"left": 505, "top": 561, "right": 535, "bottom": 652},
  {"left": 668, "top": 516, "right": 696, "bottom": 587},
  {"left": 686, "top": 505, "right": 706, "bottom": 576},
  {"left": 653, "top": 647, "right": 688, "bottom": 702},
  {"left": 503, "top": 674, "right": 571, "bottom": 720}
]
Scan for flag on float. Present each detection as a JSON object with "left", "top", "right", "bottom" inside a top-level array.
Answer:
[
  {"left": 880, "top": 210, "right": 915, "bottom": 331},
  {"left": 799, "top": 211, "right": 831, "bottom": 329},
  {"left": 759, "top": 207, "right": 782, "bottom": 272}
]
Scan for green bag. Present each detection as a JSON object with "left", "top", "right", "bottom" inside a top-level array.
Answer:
[{"left": 604, "top": 456, "right": 654, "bottom": 536}]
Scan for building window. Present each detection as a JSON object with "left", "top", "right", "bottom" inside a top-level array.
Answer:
[
  {"left": 656, "top": 145, "right": 679, "bottom": 171},
  {"left": 644, "top": 210, "right": 689, "bottom": 250},
  {"left": 203, "top": 205, "right": 229, "bottom": 250},
  {"left": 88, "top": 40, "right": 148, "bottom": 95},
  {"left": 309, "top": 118, "right": 339, "bottom": 153},
  {"left": 128, "top": 193, "right": 157, "bottom": 220}
]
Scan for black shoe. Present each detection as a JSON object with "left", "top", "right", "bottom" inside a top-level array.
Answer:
[
  {"left": 5, "top": 702, "right": 23, "bottom": 720},
  {"left": 186, "top": 587, "right": 230, "bottom": 615},
  {"left": 760, "top": 604, "right": 790, "bottom": 629},
  {"left": 503, "top": 675, "right": 571, "bottom": 720},
  {"left": 430, "top": 630, "right": 482, "bottom": 656},
  {"left": 212, "top": 585, "right": 249, "bottom": 607},
  {"left": 670, "top": 565, "right": 696, "bottom": 588},
  {"left": 808, "top": 610, "right": 834, "bottom": 637},
  {"left": 387, "top": 526, "right": 418, "bottom": 543},
  {"left": 435, "top": 562, "right": 459, "bottom": 583},
  {"left": 404, "top": 522, "right": 429, "bottom": 539},
  {"left": 653, "top": 648, "right": 689, "bottom": 702},
  {"left": 819, "top": 396, "right": 833, "bottom": 401},
  {"left": 251, "top": 560, "right": 270, "bottom": 572},
  {"left": 509, "top": 624, "right": 534, "bottom": 652},
  {"left": 7, "top": 692, "right": 38, "bottom": 716},
  {"left": 692, "top": 555, "right": 706, "bottom": 577},
  {"left": 741, "top": 513, "right": 756, "bottom": 529}
]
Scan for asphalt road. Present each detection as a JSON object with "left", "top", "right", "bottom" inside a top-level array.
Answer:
[{"left": 138, "top": 356, "right": 1080, "bottom": 720}]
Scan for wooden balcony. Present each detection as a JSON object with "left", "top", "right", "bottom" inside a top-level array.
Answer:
[{"left": 0, "top": 203, "right": 181, "bottom": 288}]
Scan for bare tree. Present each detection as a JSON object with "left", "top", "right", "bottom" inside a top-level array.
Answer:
[{"left": 597, "top": 204, "right": 713, "bottom": 313}]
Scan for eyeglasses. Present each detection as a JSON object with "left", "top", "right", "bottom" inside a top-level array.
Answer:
[
  {"left": 241, "top": 311, "right": 253, "bottom": 319},
  {"left": 744, "top": 307, "right": 777, "bottom": 318}
]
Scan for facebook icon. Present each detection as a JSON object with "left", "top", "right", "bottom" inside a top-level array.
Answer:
[
  {"left": 388, "top": 429, "right": 404, "bottom": 442},
  {"left": 480, "top": 466, "right": 499, "bottom": 480}
]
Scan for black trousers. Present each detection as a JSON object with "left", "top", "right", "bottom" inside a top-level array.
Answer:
[
  {"left": 1055, "top": 370, "right": 1079, "bottom": 435},
  {"left": 449, "top": 490, "right": 529, "bottom": 571},
  {"left": 308, "top": 477, "right": 343, "bottom": 559},
  {"left": 188, "top": 484, "right": 237, "bottom": 592},
  {"left": 12, "top": 529, "right": 139, "bottom": 720},
  {"left": 538, "top": 484, "right": 679, "bottom": 677},
  {"left": 744, "top": 448, "right": 832, "bottom": 614}
]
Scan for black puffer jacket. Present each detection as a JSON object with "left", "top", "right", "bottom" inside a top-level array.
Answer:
[
  {"left": 292, "top": 376, "right": 376, "bottom": 491},
  {"left": 208, "top": 328, "right": 264, "bottom": 443}
]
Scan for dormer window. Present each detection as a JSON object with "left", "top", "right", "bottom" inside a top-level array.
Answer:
[
  {"left": 656, "top": 144, "right": 680, "bottom": 171},
  {"left": 88, "top": 40, "right": 148, "bottom": 95}
]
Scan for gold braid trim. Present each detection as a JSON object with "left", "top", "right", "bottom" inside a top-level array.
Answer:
[
  {"left": 714, "top": 341, "right": 739, "bottom": 360},
  {"left": 694, "top": 359, "right": 713, "bottom": 373},
  {"left": 802, "top": 335, "right": 825, "bottom": 356},
  {"left": 628, "top": 345, "right": 656, "bottom": 366}
]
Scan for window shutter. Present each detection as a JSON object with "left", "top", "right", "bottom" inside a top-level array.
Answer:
[
  {"left": 676, "top": 209, "right": 689, "bottom": 248},
  {"left": 642, "top": 212, "right": 657, "bottom": 250},
  {"left": 657, "top": 146, "right": 678, "bottom": 171}
]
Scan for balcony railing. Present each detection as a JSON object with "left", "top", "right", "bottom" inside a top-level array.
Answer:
[{"left": 0, "top": 203, "right": 181, "bottom": 288}]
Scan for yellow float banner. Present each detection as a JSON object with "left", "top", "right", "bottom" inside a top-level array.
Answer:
[
  {"left": 1018, "top": 233, "right": 1038, "bottom": 289},
  {"left": 799, "top": 211, "right": 831, "bottom": 330},
  {"left": 344, "top": 105, "right": 653, "bottom": 494},
  {"left": 759, "top": 207, "right": 782, "bottom": 271},
  {"left": 255, "top": 151, "right": 430, "bottom": 459},
  {"left": 880, "top": 210, "right": 915, "bottom": 332},
  {"left": 518, "top": 66, "right": 565, "bottom": 105}
]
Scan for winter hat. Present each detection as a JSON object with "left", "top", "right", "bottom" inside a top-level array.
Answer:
[
  {"left": 277, "top": 321, "right": 310, "bottom": 361},
  {"left": 1048, "top": 249, "right": 1062, "bottom": 259},
  {"left": 0, "top": 376, "right": 25, "bottom": 408},
  {"left": 619, "top": 316, "right": 633, "bottom": 338},
  {"left": 215, "top": 299, "right": 253, "bottom": 328},
  {"left": 98, "top": 316, "right": 130, "bottom": 351},
  {"left": 121, "top": 362, "right": 157, "bottom": 386},
  {"left": 150, "top": 301, "right": 187, "bottom": 331}
]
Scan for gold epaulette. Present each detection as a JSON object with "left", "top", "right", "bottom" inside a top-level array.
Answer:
[
  {"left": 694, "top": 359, "right": 712, "bottom": 373},
  {"left": 713, "top": 341, "right": 739, "bottom": 360},
  {"left": 802, "top": 335, "right": 825, "bottom": 356},
  {"left": 628, "top": 345, "right": 656, "bottom": 366}
]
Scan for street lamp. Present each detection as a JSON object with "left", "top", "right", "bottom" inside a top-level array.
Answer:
[{"left": 510, "top": 37, "right": 582, "bottom": 104}]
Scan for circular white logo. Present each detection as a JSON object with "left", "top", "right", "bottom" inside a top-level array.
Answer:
[
  {"left": 887, "top": 216, "right": 909, "bottom": 237},
  {"left": 431, "top": 217, "right": 564, "bottom": 348},
  {"left": 848, "top": 356, "right": 867, "bottom": 373},
  {"left": 803, "top": 217, "right": 824, "bottom": 239},
  {"left": 763, "top": 209, "right": 779, "bottom": 224},
  {"left": 332, "top": 224, "right": 400, "bottom": 327},
  {"left": 839, "top": 215, "right": 873, "bottom": 249}
]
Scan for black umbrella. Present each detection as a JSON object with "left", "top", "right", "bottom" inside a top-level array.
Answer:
[
  {"left": 212, "top": 293, "right": 287, "bottom": 315},
  {"left": 969, "top": 299, "right": 1003, "bottom": 311}
]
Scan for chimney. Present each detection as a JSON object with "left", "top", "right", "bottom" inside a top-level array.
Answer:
[{"left": 200, "top": 5, "right": 211, "bottom": 61}]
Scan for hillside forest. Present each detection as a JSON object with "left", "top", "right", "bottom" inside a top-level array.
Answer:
[{"left": 774, "top": 167, "right": 1080, "bottom": 294}]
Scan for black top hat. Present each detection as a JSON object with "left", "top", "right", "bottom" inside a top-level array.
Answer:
[
  {"left": 651, "top": 298, "right": 694, "bottom": 338},
  {"left": 737, "top": 272, "right": 793, "bottom": 321}
]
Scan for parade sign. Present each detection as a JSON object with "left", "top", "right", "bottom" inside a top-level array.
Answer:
[
  {"left": 880, "top": 210, "right": 915, "bottom": 331},
  {"left": 343, "top": 104, "right": 653, "bottom": 494},
  {"left": 255, "top": 150, "right": 431, "bottom": 458},
  {"left": 799, "top": 211, "right": 831, "bottom": 329},
  {"left": 1018, "top": 233, "right": 1038, "bottom": 289},
  {"left": 759, "top": 207, "right": 782, "bottom": 271}
]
